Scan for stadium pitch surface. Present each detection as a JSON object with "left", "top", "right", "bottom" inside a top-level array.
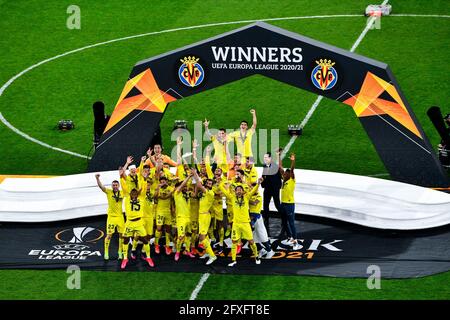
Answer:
[{"left": 0, "top": 0, "right": 450, "bottom": 300}]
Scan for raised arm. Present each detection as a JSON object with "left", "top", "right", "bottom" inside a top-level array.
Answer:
[
  {"left": 204, "top": 118, "right": 213, "bottom": 140},
  {"left": 118, "top": 166, "right": 126, "bottom": 179},
  {"left": 218, "top": 181, "right": 231, "bottom": 199},
  {"left": 224, "top": 135, "right": 232, "bottom": 164},
  {"left": 176, "top": 136, "right": 183, "bottom": 166},
  {"left": 249, "top": 177, "right": 263, "bottom": 196},
  {"left": 95, "top": 174, "right": 106, "bottom": 193},
  {"left": 289, "top": 153, "right": 295, "bottom": 179},
  {"left": 122, "top": 156, "right": 133, "bottom": 177},
  {"left": 176, "top": 175, "right": 192, "bottom": 193},
  {"left": 139, "top": 156, "right": 146, "bottom": 176},
  {"left": 276, "top": 149, "right": 285, "bottom": 175},
  {"left": 191, "top": 168, "right": 206, "bottom": 193},
  {"left": 192, "top": 139, "right": 200, "bottom": 166},
  {"left": 120, "top": 176, "right": 129, "bottom": 197},
  {"left": 205, "top": 145, "right": 214, "bottom": 179},
  {"left": 250, "top": 108, "right": 257, "bottom": 131},
  {"left": 144, "top": 148, "right": 155, "bottom": 168}
]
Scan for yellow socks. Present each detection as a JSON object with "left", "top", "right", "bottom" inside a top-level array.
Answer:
[
  {"left": 184, "top": 236, "right": 191, "bottom": 251},
  {"left": 231, "top": 242, "right": 237, "bottom": 261},
  {"left": 155, "top": 230, "right": 162, "bottom": 246},
  {"left": 104, "top": 237, "right": 110, "bottom": 254},
  {"left": 165, "top": 232, "right": 171, "bottom": 247},
  {"left": 250, "top": 243, "right": 258, "bottom": 257},
  {"left": 191, "top": 233, "right": 198, "bottom": 249},
  {"left": 208, "top": 224, "right": 214, "bottom": 240},
  {"left": 122, "top": 240, "right": 129, "bottom": 259},
  {"left": 176, "top": 237, "right": 182, "bottom": 253},
  {"left": 201, "top": 237, "right": 215, "bottom": 257},
  {"left": 143, "top": 243, "right": 150, "bottom": 258},
  {"left": 118, "top": 237, "right": 123, "bottom": 255},
  {"left": 131, "top": 238, "right": 138, "bottom": 251}
]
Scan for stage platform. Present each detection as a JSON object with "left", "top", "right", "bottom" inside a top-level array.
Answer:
[
  {"left": 1, "top": 214, "right": 449, "bottom": 278},
  {"left": 1, "top": 168, "right": 450, "bottom": 229}
]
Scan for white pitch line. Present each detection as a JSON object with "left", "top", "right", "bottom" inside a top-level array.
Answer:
[
  {"left": 189, "top": 273, "right": 210, "bottom": 300},
  {"left": 3, "top": 10, "right": 447, "bottom": 158},
  {"left": 281, "top": 0, "right": 389, "bottom": 159},
  {"left": 0, "top": 14, "right": 364, "bottom": 158},
  {"left": 0, "top": 112, "right": 90, "bottom": 159}
]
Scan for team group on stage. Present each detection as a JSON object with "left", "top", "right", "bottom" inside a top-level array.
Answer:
[{"left": 95, "top": 109, "right": 300, "bottom": 269}]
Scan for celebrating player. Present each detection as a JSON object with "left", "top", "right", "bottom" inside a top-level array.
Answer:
[
  {"left": 280, "top": 153, "right": 301, "bottom": 250},
  {"left": 120, "top": 185, "right": 154, "bottom": 270},
  {"left": 95, "top": 173, "right": 125, "bottom": 261},
  {"left": 173, "top": 175, "right": 196, "bottom": 261},
  {"left": 220, "top": 178, "right": 263, "bottom": 267},
  {"left": 154, "top": 175, "right": 175, "bottom": 255},
  {"left": 204, "top": 119, "right": 229, "bottom": 174},
  {"left": 228, "top": 108, "right": 257, "bottom": 160},
  {"left": 192, "top": 169, "right": 217, "bottom": 265}
]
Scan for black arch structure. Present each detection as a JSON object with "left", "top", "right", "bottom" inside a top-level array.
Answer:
[{"left": 88, "top": 22, "right": 449, "bottom": 188}]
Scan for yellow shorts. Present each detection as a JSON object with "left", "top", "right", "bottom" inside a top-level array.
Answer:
[
  {"left": 106, "top": 215, "right": 125, "bottom": 235},
  {"left": 143, "top": 216, "right": 154, "bottom": 236},
  {"left": 123, "top": 219, "right": 147, "bottom": 238},
  {"left": 177, "top": 217, "right": 191, "bottom": 237},
  {"left": 156, "top": 209, "right": 172, "bottom": 226},
  {"left": 190, "top": 208, "right": 199, "bottom": 222},
  {"left": 231, "top": 222, "right": 253, "bottom": 241},
  {"left": 198, "top": 213, "right": 212, "bottom": 235}
]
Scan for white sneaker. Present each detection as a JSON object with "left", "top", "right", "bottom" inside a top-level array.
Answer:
[
  {"left": 228, "top": 261, "right": 237, "bottom": 267},
  {"left": 281, "top": 239, "right": 294, "bottom": 246},
  {"left": 258, "top": 248, "right": 268, "bottom": 259},
  {"left": 292, "top": 243, "right": 301, "bottom": 250},
  {"left": 255, "top": 257, "right": 261, "bottom": 265},
  {"left": 206, "top": 256, "right": 217, "bottom": 265},
  {"left": 263, "top": 250, "right": 275, "bottom": 259},
  {"left": 200, "top": 253, "right": 209, "bottom": 259}
]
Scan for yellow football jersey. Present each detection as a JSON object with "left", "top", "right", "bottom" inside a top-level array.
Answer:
[
  {"left": 211, "top": 135, "right": 227, "bottom": 166},
  {"left": 228, "top": 129, "right": 254, "bottom": 158},
  {"left": 198, "top": 189, "right": 215, "bottom": 214},
  {"left": 156, "top": 186, "right": 174, "bottom": 212},
  {"left": 174, "top": 191, "right": 191, "bottom": 219},
  {"left": 243, "top": 166, "right": 258, "bottom": 185},
  {"left": 220, "top": 184, "right": 259, "bottom": 223},
  {"left": 124, "top": 196, "right": 144, "bottom": 220},
  {"left": 281, "top": 178, "right": 296, "bottom": 204},
  {"left": 104, "top": 188, "right": 124, "bottom": 218},
  {"left": 124, "top": 173, "right": 144, "bottom": 193},
  {"left": 249, "top": 191, "right": 263, "bottom": 213}
]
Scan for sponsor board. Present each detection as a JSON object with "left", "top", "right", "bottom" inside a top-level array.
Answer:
[{"left": 28, "top": 226, "right": 103, "bottom": 261}]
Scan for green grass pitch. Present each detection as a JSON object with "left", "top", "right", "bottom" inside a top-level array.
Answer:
[{"left": 0, "top": 0, "right": 449, "bottom": 299}]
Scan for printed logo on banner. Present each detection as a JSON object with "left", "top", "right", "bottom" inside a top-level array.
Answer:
[
  {"left": 178, "top": 56, "right": 205, "bottom": 87},
  {"left": 55, "top": 227, "right": 104, "bottom": 243},
  {"left": 311, "top": 59, "right": 338, "bottom": 90},
  {"left": 28, "top": 226, "right": 103, "bottom": 261}
]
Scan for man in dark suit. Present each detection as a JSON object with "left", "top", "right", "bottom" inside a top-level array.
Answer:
[{"left": 261, "top": 151, "right": 287, "bottom": 238}]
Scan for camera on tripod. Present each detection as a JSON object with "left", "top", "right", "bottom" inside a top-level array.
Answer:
[{"left": 427, "top": 106, "right": 450, "bottom": 170}]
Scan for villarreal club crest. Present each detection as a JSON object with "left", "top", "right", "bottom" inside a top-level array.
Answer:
[
  {"left": 311, "top": 59, "right": 338, "bottom": 90},
  {"left": 178, "top": 56, "right": 205, "bottom": 87}
]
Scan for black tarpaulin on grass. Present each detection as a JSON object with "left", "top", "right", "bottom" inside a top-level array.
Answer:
[{"left": 0, "top": 214, "right": 449, "bottom": 279}]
